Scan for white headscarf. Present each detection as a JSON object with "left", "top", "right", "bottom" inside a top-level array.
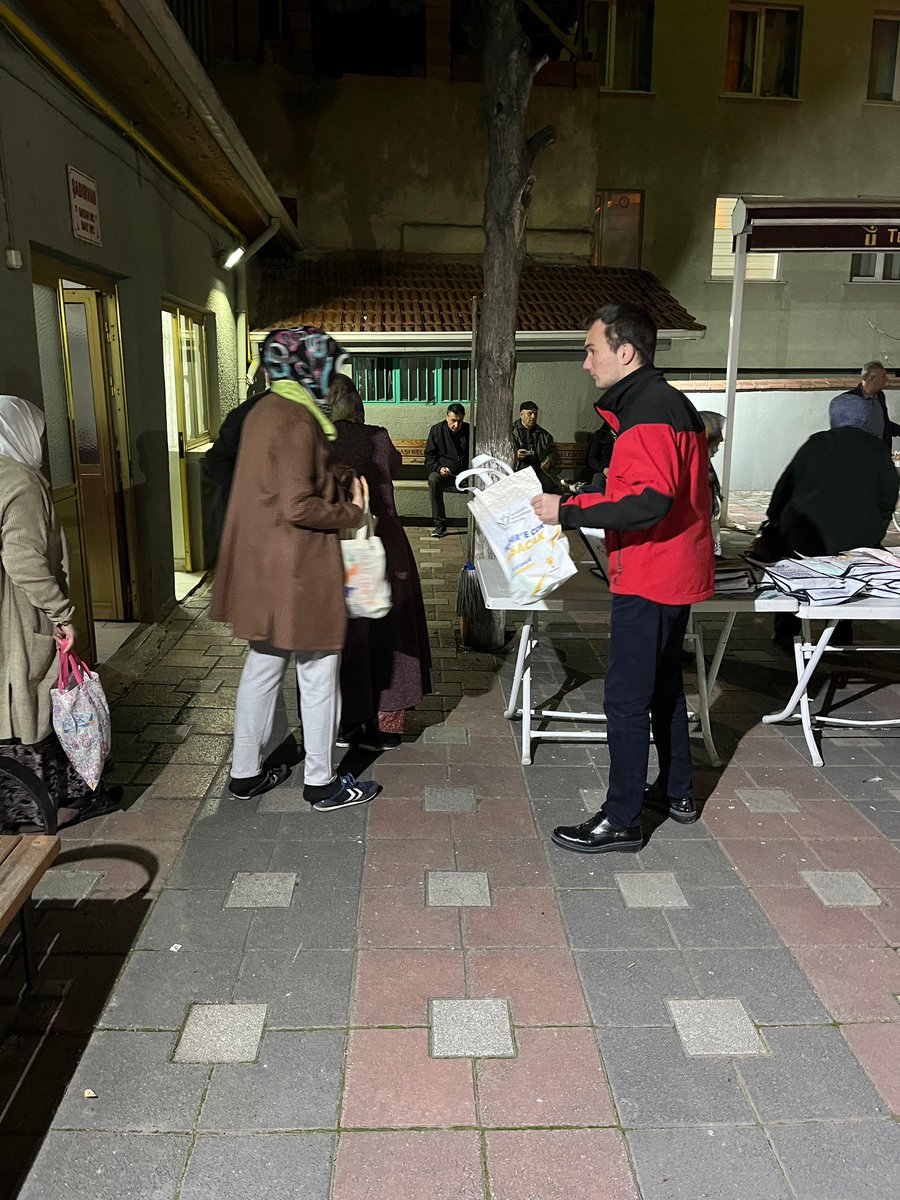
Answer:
[{"left": 0, "top": 396, "right": 44, "bottom": 470}]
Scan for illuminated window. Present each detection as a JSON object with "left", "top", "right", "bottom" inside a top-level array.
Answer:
[{"left": 710, "top": 196, "right": 780, "bottom": 280}]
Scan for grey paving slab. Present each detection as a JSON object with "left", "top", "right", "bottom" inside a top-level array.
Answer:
[
  {"left": 235, "top": 950, "right": 354, "bottom": 1027},
  {"left": 423, "top": 723, "right": 469, "bottom": 744},
  {"left": 18, "top": 1131, "right": 190, "bottom": 1200},
  {"left": 426, "top": 870, "right": 491, "bottom": 906},
  {"left": 616, "top": 871, "right": 688, "bottom": 908},
  {"left": 667, "top": 998, "right": 765, "bottom": 1056},
  {"left": 225, "top": 871, "right": 297, "bottom": 908},
  {"left": 821, "top": 765, "right": 900, "bottom": 802},
  {"left": 665, "top": 886, "right": 781, "bottom": 948},
  {"left": 852, "top": 799, "right": 900, "bottom": 839},
  {"left": 532, "top": 795, "right": 605, "bottom": 842},
  {"left": 597, "top": 1026, "right": 754, "bottom": 1126},
  {"left": 423, "top": 784, "right": 477, "bottom": 812},
  {"left": 580, "top": 787, "right": 606, "bottom": 811},
  {"left": 737, "top": 786, "right": 800, "bottom": 813},
  {"left": 430, "top": 998, "right": 515, "bottom": 1057},
  {"left": 524, "top": 764, "right": 606, "bottom": 799},
  {"left": 800, "top": 869, "right": 882, "bottom": 906},
  {"left": 51, "top": 1032, "right": 207, "bottom": 1131},
  {"left": 268, "top": 840, "right": 365, "bottom": 889},
  {"left": 257, "top": 787, "right": 313, "bottom": 812},
  {"left": 167, "top": 835, "right": 274, "bottom": 889},
  {"left": 544, "top": 838, "right": 642, "bottom": 888},
  {"left": 190, "top": 798, "right": 283, "bottom": 841},
  {"left": 198, "top": 1031, "right": 345, "bottom": 1131},
  {"left": 576, "top": 949, "right": 700, "bottom": 1026},
  {"left": 769, "top": 1119, "right": 900, "bottom": 1200},
  {"left": 739, "top": 1026, "right": 885, "bottom": 1120},
  {"left": 683, "top": 948, "right": 829, "bottom": 1025},
  {"left": 637, "top": 839, "right": 740, "bottom": 887},
  {"left": 99, "top": 948, "right": 242, "bottom": 1030},
  {"left": 246, "top": 888, "right": 359, "bottom": 951},
  {"left": 137, "top": 889, "right": 254, "bottom": 951},
  {"left": 276, "top": 805, "right": 370, "bottom": 842},
  {"left": 179, "top": 1132, "right": 334, "bottom": 1200},
  {"left": 33, "top": 869, "right": 103, "bottom": 903},
  {"left": 174, "top": 1003, "right": 267, "bottom": 1063},
  {"left": 628, "top": 1127, "right": 792, "bottom": 1200},
  {"left": 558, "top": 889, "right": 675, "bottom": 950}
]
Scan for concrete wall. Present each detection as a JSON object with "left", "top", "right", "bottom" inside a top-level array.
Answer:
[
  {"left": 0, "top": 29, "right": 239, "bottom": 620},
  {"left": 212, "top": 0, "right": 900, "bottom": 372}
]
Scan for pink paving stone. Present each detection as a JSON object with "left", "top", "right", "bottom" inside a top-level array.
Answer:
[
  {"left": 487, "top": 1129, "right": 639, "bottom": 1200},
  {"left": 341, "top": 1029, "right": 476, "bottom": 1128},
  {"left": 358, "top": 888, "right": 461, "bottom": 949},
  {"left": 696, "top": 765, "right": 755, "bottom": 801},
  {"left": 333, "top": 1131, "right": 485, "bottom": 1200},
  {"left": 702, "top": 802, "right": 791, "bottom": 839},
  {"left": 468, "top": 949, "right": 589, "bottom": 1025},
  {"left": 866, "top": 889, "right": 900, "bottom": 945},
  {"left": 841, "top": 1024, "right": 900, "bottom": 1113},
  {"left": 720, "top": 838, "right": 824, "bottom": 886},
  {"left": 364, "top": 839, "right": 456, "bottom": 888},
  {"left": 730, "top": 740, "right": 808, "bottom": 768},
  {"left": 447, "top": 740, "right": 520, "bottom": 766},
  {"left": 353, "top": 950, "right": 466, "bottom": 1025},
  {"left": 89, "top": 795, "right": 200, "bottom": 842},
  {"left": 372, "top": 764, "right": 451, "bottom": 798},
  {"left": 478, "top": 1028, "right": 615, "bottom": 1127},
  {"left": 753, "top": 886, "right": 885, "bottom": 947},
  {"left": 448, "top": 764, "right": 530, "bottom": 799},
  {"left": 785, "top": 798, "right": 883, "bottom": 840},
  {"left": 366, "top": 796, "right": 452, "bottom": 841},
  {"left": 78, "top": 839, "right": 183, "bottom": 896},
  {"left": 463, "top": 889, "right": 568, "bottom": 949},
  {"left": 453, "top": 839, "right": 552, "bottom": 887},
  {"left": 745, "top": 765, "right": 841, "bottom": 800},
  {"left": 804, "top": 838, "right": 900, "bottom": 888},
  {"left": 450, "top": 797, "right": 537, "bottom": 840},
  {"left": 790, "top": 945, "right": 900, "bottom": 1021},
  {"left": 387, "top": 744, "right": 452, "bottom": 767}
]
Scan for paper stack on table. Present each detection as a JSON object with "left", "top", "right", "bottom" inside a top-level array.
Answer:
[
  {"left": 714, "top": 564, "right": 759, "bottom": 594},
  {"left": 759, "top": 558, "right": 867, "bottom": 605}
]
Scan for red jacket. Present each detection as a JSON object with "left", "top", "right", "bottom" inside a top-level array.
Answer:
[{"left": 560, "top": 365, "right": 714, "bottom": 605}]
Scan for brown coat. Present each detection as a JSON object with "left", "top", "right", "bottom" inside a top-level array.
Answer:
[
  {"left": 0, "top": 458, "right": 74, "bottom": 745},
  {"left": 210, "top": 392, "right": 362, "bottom": 651}
]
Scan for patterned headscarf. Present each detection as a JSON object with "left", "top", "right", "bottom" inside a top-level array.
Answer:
[
  {"left": 260, "top": 326, "right": 348, "bottom": 405},
  {"left": 0, "top": 395, "right": 44, "bottom": 470}
]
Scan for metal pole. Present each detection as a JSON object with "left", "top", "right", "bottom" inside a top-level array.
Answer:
[{"left": 719, "top": 228, "right": 748, "bottom": 528}]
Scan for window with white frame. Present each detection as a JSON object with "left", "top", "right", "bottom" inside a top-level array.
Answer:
[
  {"left": 592, "top": 190, "right": 643, "bottom": 268},
  {"left": 353, "top": 356, "right": 471, "bottom": 405},
  {"left": 586, "top": 0, "right": 654, "bottom": 91},
  {"left": 868, "top": 15, "right": 900, "bottom": 101},
  {"left": 724, "top": 4, "right": 802, "bottom": 98},
  {"left": 161, "top": 306, "right": 211, "bottom": 446},
  {"left": 850, "top": 252, "right": 900, "bottom": 282},
  {"left": 710, "top": 196, "right": 781, "bottom": 280}
]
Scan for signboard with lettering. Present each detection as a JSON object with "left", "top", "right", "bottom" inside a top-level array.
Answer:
[
  {"left": 733, "top": 198, "right": 900, "bottom": 254},
  {"left": 67, "top": 166, "right": 102, "bottom": 246}
]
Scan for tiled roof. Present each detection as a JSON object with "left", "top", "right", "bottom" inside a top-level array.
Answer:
[{"left": 250, "top": 255, "right": 705, "bottom": 335}]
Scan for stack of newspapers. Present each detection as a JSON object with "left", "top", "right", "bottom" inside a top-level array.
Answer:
[
  {"left": 714, "top": 563, "right": 759, "bottom": 594},
  {"left": 752, "top": 548, "right": 900, "bottom": 605}
]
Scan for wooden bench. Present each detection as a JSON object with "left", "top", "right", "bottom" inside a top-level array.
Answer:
[
  {"left": 393, "top": 439, "right": 589, "bottom": 474},
  {"left": 0, "top": 834, "right": 60, "bottom": 990}
]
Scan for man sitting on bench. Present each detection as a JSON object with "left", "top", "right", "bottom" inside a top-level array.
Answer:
[{"left": 425, "top": 403, "right": 470, "bottom": 538}]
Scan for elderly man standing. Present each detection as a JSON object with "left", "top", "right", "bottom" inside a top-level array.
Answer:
[
  {"left": 531, "top": 304, "right": 714, "bottom": 853},
  {"left": 425, "top": 402, "right": 470, "bottom": 538},
  {"left": 211, "top": 326, "right": 380, "bottom": 813},
  {"left": 832, "top": 361, "right": 900, "bottom": 449}
]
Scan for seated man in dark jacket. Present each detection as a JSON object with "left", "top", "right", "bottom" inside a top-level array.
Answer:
[
  {"left": 511, "top": 402, "right": 561, "bottom": 493},
  {"left": 425, "top": 402, "right": 470, "bottom": 538},
  {"left": 759, "top": 391, "right": 900, "bottom": 649}
]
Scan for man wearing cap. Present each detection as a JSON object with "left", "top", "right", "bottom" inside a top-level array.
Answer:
[{"left": 511, "top": 401, "right": 562, "bottom": 493}]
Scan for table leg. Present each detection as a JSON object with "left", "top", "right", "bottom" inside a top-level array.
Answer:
[
  {"left": 795, "top": 619, "right": 824, "bottom": 767},
  {"left": 763, "top": 620, "right": 837, "bottom": 726},
  {"left": 690, "top": 617, "right": 721, "bottom": 767},
  {"left": 707, "top": 612, "right": 737, "bottom": 698},
  {"left": 520, "top": 615, "right": 535, "bottom": 765},
  {"left": 505, "top": 617, "right": 532, "bottom": 720}
]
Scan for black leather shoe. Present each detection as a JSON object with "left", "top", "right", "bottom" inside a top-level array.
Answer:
[
  {"left": 551, "top": 813, "right": 643, "bottom": 854},
  {"left": 644, "top": 782, "right": 698, "bottom": 824}
]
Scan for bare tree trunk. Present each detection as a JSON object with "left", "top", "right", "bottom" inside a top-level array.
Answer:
[{"left": 461, "top": 0, "right": 555, "bottom": 650}]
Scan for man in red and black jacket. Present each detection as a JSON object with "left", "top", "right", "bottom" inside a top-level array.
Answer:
[{"left": 532, "top": 304, "right": 714, "bottom": 854}]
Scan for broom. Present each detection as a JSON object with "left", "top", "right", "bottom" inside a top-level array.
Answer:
[{"left": 456, "top": 294, "right": 481, "bottom": 641}]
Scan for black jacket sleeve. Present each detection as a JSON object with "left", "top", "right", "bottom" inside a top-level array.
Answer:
[
  {"left": 203, "top": 395, "right": 262, "bottom": 490},
  {"left": 424, "top": 425, "right": 441, "bottom": 475}
]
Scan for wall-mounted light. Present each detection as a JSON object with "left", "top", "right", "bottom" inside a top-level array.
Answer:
[{"left": 220, "top": 219, "right": 280, "bottom": 271}]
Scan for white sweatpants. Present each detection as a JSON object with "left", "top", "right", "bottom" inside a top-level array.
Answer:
[{"left": 232, "top": 642, "right": 341, "bottom": 787}]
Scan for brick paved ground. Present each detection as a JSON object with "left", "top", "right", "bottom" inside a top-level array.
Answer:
[{"left": 2, "top": 498, "right": 900, "bottom": 1199}]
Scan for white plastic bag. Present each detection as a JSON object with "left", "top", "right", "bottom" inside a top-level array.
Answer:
[
  {"left": 51, "top": 650, "right": 112, "bottom": 790},
  {"left": 341, "top": 479, "right": 392, "bottom": 619},
  {"left": 457, "top": 456, "right": 576, "bottom": 602}
]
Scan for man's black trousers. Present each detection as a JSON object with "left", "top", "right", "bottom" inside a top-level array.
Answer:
[
  {"left": 428, "top": 472, "right": 456, "bottom": 524},
  {"left": 602, "top": 593, "right": 693, "bottom": 829}
]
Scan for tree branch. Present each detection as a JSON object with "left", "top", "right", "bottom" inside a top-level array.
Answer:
[{"left": 526, "top": 123, "right": 556, "bottom": 169}]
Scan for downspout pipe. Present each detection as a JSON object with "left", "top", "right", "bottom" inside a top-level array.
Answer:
[{"left": 0, "top": 2, "right": 243, "bottom": 241}]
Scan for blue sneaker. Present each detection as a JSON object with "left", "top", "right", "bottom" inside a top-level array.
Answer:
[{"left": 304, "top": 773, "right": 381, "bottom": 811}]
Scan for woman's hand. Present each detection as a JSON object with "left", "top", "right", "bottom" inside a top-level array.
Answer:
[{"left": 55, "top": 623, "right": 76, "bottom": 652}]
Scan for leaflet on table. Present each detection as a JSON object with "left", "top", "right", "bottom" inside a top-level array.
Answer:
[{"left": 761, "top": 561, "right": 867, "bottom": 604}]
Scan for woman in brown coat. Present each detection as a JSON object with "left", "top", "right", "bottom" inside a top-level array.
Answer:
[{"left": 210, "top": 327, "right": 380, "bottom": 811}]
